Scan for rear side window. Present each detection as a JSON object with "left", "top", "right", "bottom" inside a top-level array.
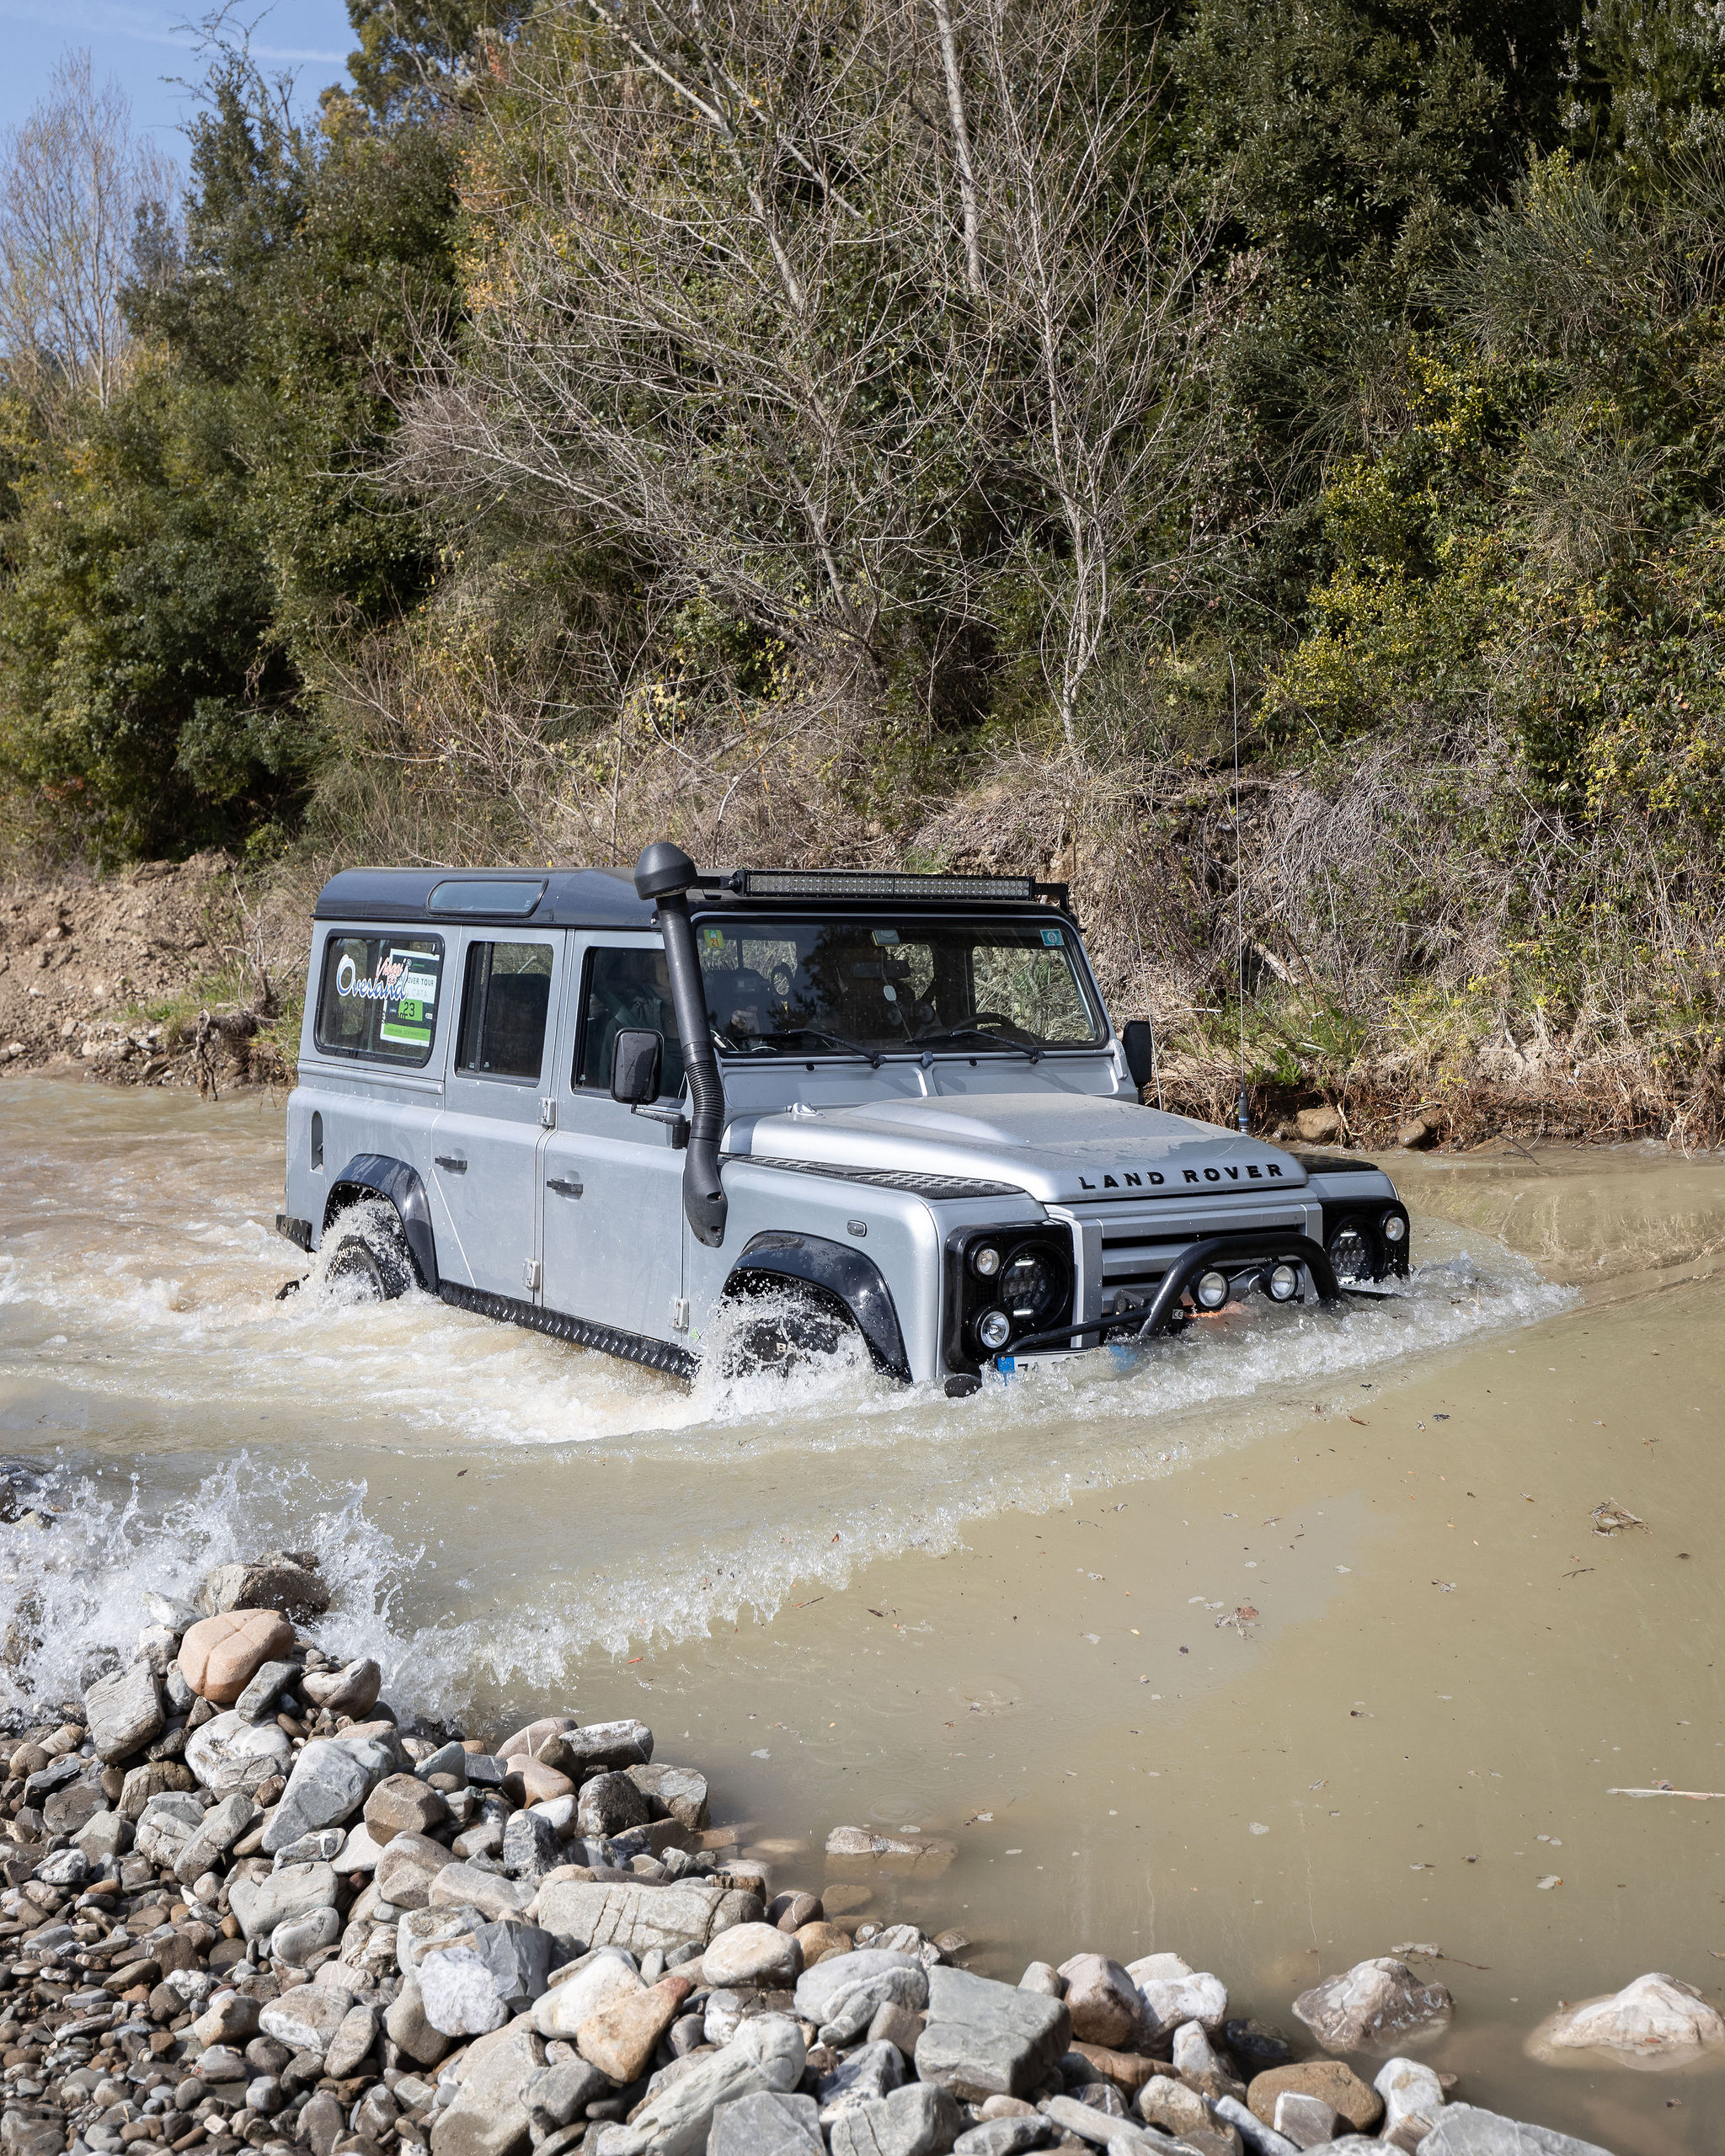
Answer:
[
  {"left": 314, "top": 935, "right": 444, "bottom": 1065},
  {"left": 457, "top": 941, "right": 555, "bottom": 1080}
]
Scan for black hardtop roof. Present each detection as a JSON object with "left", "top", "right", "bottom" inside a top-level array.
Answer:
[
  {"left": 314, "top": 864, "right": 1072, "bottom": 928},
  {"left": 313, "top": 867, "right": 653, "bottom": 928}
]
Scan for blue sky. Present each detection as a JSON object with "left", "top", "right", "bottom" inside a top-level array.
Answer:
[{"left": 0, "top": 0, "right": 356, "bottom": 158}]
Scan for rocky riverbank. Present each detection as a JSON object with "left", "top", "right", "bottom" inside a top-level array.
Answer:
[{"left": 1, "top": 1551, "right": 1714, "bottom": 2156}]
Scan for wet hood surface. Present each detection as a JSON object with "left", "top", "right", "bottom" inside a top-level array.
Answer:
[{"left": 728, "top": 1091, "right": 1309, "bottom": 1203}]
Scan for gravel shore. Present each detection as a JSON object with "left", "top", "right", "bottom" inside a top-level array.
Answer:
[{"left": 0, "top": 1550, "right": 1690, "bottom": 2156}]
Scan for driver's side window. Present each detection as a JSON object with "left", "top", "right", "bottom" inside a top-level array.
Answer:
[{"left": 575, "top": 945, "right": 686, "bottom": 1095}]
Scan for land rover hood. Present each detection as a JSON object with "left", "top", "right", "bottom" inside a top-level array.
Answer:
[{"left": 727, "top": 1092, "right": 1306, "bottom": 1203}]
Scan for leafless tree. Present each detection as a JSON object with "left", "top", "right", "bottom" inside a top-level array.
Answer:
[{"left": 0, "top": 50, "right": 178, "bottom": 414}]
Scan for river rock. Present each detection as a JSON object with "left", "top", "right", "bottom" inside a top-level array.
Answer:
[
  {"left": 502, "top": 1805, "right": 562, "bottom": 1878},
  {"left": 421, "top": 1945, "right": 512, "bottom": 2036},
  {"left": 578, "top": 1972, "right": 691, "bottom": 2081},
  {"left": 472, "top": 1918, "right": 555, "bottom": 2007},
  {"left": 537, "top": 1876, "right": 761, "bottom": 1956},
  {"left": 819, "top": 2038, "right": 906, "bottom": 2118},
  {"left": 32, "top": 1844, "right": 88, "bottom": 1886},
  {"left": 531, "top": 1951, "right": 643, "bottom": 2036},
  {"left": 233, "top": 1658, "right": 299, "bottom": 1723},
  {"left": 73, "top": 1806, "right": 132, "bottom": 1862},
  {"left": 301, "top": 1655, "right": 382, "bottom": 1716},
  {"left": 1137, "top": 2076, "right": 1216, "bottom": 2143},
  {"left": 377, "top": 1828, "right": 458, "bottom": 1906},
  {"left": 628, "top": 1763, "right": 708, "bottom": 1829},
  {"left": 1172, "top": 2020, "right": 1245, "bottom": 2101},
  {"left": 1249, "top": 2063, "right": 1381, "bottom": 2134},
  {"left": 259, "top": 1980, "right": 356, "bottom": 2055},
  {"left": 601, "top": 2012, "right": 804, "bottom": 2155},
  {"left": 951, "top": 2122, "right": 1047, "bottom": 2155},
  {"left": 499, "top": 1714, "right": 581, "bottom": 1760},
  {"left": 117, "top": 1758, "right": 195, "bottom": 1819},
  {"left": 508, "top": 1757, "right": 575, "bottom": 1806},
  {"left": 703, "top": 1920, "right": 803, "bottom": 1989},
  {"left": 431, "top": 1860, "right": 537, "bottom": 1919},
  {"left": 1057, "top": 1954, "right": 1144, "bottom": 2049},
  {"left": 84, "top": 1659, "right": 167, "bottom": 1762},
  {"left": 1417, "top": 2108, "right": 1616, "bottom": 2156},
  {"left": 179, "top": 1609, "right": 296, "bottom": 1704},
  {"left": 578, "top": 1769, "right": 653, "bottom": 1838},
  {"left": 196, "top": 1552, "right": 329, "bottom": 1621},
  {"left": 271, "top": 1903, "right": 344, "bottom": 1967},
  {"left": 232, "top": 1860, "right": 340, "bottom": 1940},
  {"left": 385, "top": 1972, "right": 454, "bottom": 2068},
  {"left": 184, "top": 1707, "right": 292, "bottom": 1798},
  {"left": 542, "top": 1719, "right": 654, "bottom": 1776},
  {"left": 366, "top": 1770, "right": 449, "bottom": 1843},
  {"left": 915, "top": 1966, "right": 1071, "bottom": 2101},
  {"left": 1543, "top": 1971, "right": 1725, "bottom": 2054},
  {"left": 1127, "top": 1953, "right": 1228, "bottom": 2040},
  {"left": 135, "top": 1790, "right": 206, "bottom": 1869},
  {"left": 430, "top": 2015, "right": 546, "bottom": 2156},
  {"left": 174, "top": 1790, "right": 258, "bottom": 1881},
  {"left": 1290, "top": 1958, "right": 1451, "bottom": 2052},
  {"left": 708, "top": 2089, "right": 825, "bottom": 2155},
  {"left": 263, "top": 1729, "right": 403, "bottom": 1854},
  {"left": 1374, "top": 2056, "right": 1447, "bottom": 2150},
  {"left": 1273, "top": 2091, "right": 1338, "bottom": 2149},
  {"left": 797, "top": 1951, "right": 931, "bottom": 2047},
  {"left": 524, "top": 2059, "right": 611, "bottom": 2137},
  {"left": 828, "top": 2082, "right": 964, "bottom": 2156},
  {"left": 323, "top": 2000, "right": 379, "bottom": 2079}
]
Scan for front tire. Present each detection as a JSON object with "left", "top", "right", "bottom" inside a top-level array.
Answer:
[
  {"left": 323, "top": 1207, "right": 415, "bottom": 1300},
  {"left": 718, "top": 1284, "right": 861, "bottom": 1380}
]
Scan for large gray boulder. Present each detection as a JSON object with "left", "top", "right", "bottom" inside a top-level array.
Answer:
[
  {"left": 915, "top": 1967, "right": 1071, "bottom": 2103},
  {"left": 536, "top": 1877, "right": 761, "bottom": 1956},
  {"left": 259, "top": 1982, "right": 356, "bottom": 2056},
  {"left": 230, "top": 1860, "right": 340, "bottom": 1942},
  {"left": 1290, "top": 1959, "right": 1450, "bottom": 2052},
  {"left": 794, "top": 1951, "right": 929, "bottom": 2047},
  {"left": 263, "top": 1728, "right": 406, "bottom": 1854},
  {"left": 173, "top": 1791, "right": 258, "bottom": 1883},
  {"left": 84, "top": 1661, "right": 166, "bottom": 1763},
  {"left": 185, "top": 1709, "right": 293, "bottom": 1800},
  {"left": 706, "top": 2092, "right": 825, "bottom": 2155},
  {"left": 542, "top": 1720, "right": 654, "bottom": 1777},
  {"left": 594, "top": 2013, "right": 804, "bottom": 2156},
  {"left": 630, "top": 1764, "right": 709, "bottom": 1831},
  {"left": 196, "top": 1552, "right": 329, "bottom": 1621},
  {"left": 827, "top": 2084, "right": 964, "bottom": 2156},
  {"left": 1416, "top": 2108, "right": 1616, "bottom": 2156},
  {"left": 818, "top": 2039, "right": 906, "bottom": 2121},
  {"left": 430, "top": 2016, "right": 547, "bottom": 2156},
  {"left": 134, "top": 1791, "right": 206, "bottom": 1870}
]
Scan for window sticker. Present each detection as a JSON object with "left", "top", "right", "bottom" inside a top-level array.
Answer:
[
  {"left": 700, "top": 926, "right": 727, "bottom": 957},
  {"left": 872, "top": 927, "right": 900, "bottom": 945},
  {"left": 377, "top": 946, "right": 441, "bottom": 1048},
  {"left": 1040, "top": 926, "right": 1064, "bottom": 947}
]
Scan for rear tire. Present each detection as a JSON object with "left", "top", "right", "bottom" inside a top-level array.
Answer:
[{"left": 323, "top": 1208, "right": 415, "bottom": 1300}]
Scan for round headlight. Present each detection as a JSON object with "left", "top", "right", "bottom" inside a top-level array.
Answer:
[
  {"left": 1268, "top": 1262, "right": 1300, "bottom": 1302},
  {"left": 971, "top": 1244, "right": 1002, "bottom": 1278},
  {"left": 1000, "top": 1248, "right": 1060, "bottom": 1322},
  {"left": 1195, "top": 1269, "right": 1230, "bottom": 1310},
  {"left": 1327, "top": 1219, "right": 1374, "bottom": 1283},
  {"left": 1382, "top": 1211, "right": 1407, "bottom": 1244},
  {"left": 976, "top": 1308, "right": 1012, "bottom": 1352}
]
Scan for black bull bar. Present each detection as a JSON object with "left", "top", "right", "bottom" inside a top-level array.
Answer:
[{"left": 1001, "top": 1232, "right": 1343, "bottom": 1358}]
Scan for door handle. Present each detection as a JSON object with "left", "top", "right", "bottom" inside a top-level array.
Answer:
[
  {"left": 547, "top": 1177, "right": 584, "bottom": 1198},
  {"left": 435, "top": 1155, "right": 467, "bottom": 1173}
]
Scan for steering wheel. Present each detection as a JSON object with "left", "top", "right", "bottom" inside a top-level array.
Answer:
[{"left": 970, "top": 1011, "right": 1014, "bottom": 1028}]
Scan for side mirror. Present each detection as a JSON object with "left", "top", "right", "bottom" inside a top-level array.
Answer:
[
  {"left": 610, "top": 1027, "right": 663, "bottom": 1105},
  {"left": 1120, "top": 1019, "right": 1156, "bottom": 1096}
]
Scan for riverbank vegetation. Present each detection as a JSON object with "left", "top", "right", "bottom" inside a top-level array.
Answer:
[{"left": 3, "top": 0, "right": 1724, "bottom": 1138}]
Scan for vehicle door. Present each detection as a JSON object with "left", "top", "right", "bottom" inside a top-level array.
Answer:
[
  {"left": 430, "top": 932, "right": 566, "bottom": 1301},
  {"left": 541, "top": 934, "right": 687, "bottom": 1345}
]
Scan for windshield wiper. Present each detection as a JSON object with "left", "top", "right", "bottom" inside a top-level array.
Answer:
[
  {"left": 761, "top": 1027, "right": 884, "bottom": 1068},
  {"left": 913, "top": 1025, "right": 1041, "bottom": 1064}
]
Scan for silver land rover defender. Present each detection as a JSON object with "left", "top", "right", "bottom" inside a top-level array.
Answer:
[{"left": 276, "top": 842, "right": 1409, "bottom": 1392}]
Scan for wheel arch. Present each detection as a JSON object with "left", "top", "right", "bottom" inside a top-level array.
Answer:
[
  {"left": 722, "top": 1230, "right": 910, "bottom": 1381},
  {"left": 323, "top": 1153, "right": 439, "bottom": 1292}
]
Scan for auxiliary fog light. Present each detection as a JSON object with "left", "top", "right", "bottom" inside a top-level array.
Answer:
[
  {"left": 1382, "top": 1211, "right": 1407, "bottom": 1244},
  {"left": 1268, "top": 1262, "right": 1300, "bottom": 1303},
  {"left": 976, "top": 1308, "right": 1013, "bottom": 1351},
  {"left": 971, "top": 1244, "right": 1002, "bottom": 1278},
  {"left": 1194, "top": 1269, "right": 1231, "bottom": 1311}
]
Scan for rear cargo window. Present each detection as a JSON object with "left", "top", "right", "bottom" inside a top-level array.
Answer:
[
  {"left": 314, "top": 935, "right": 444, "bottom": 1065},
  {"left": 457, "top": 941, "right": 554, "bottom": 1081}
]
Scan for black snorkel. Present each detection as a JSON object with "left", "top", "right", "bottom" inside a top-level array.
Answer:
[{"left": 633, "top": 841, "right": 727, "bottom": 1248}]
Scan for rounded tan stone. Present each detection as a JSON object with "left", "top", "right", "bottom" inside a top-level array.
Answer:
[
  {"left": 795, "top": 1922, "right": 853, "bottom": 1963},
  {"left": 178, "top": 1609, "right": 295, "bottom": 1705},
  {"left": 1247, "top": 2061, "right": 1384, "bottom": 2133}
]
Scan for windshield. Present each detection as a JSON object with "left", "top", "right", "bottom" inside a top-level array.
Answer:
[{"left": 692, "top": 915, "right": 1105, "bottom": 1056}]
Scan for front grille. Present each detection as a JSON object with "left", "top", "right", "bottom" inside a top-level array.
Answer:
[{"left": 1065, "top": 1196, "right": 1322, "bottom": 1322}]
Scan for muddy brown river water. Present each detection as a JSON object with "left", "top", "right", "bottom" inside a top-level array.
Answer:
[{"left": 3, "top": 1074, "right": 1724, "bottom": 2150}]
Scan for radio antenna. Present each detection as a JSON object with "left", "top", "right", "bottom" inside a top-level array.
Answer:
[{"left": 1231, "top": 654, "right": 1248, "bottom": 1135}]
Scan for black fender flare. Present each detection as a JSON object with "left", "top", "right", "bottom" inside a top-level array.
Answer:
[
  {"left": 724, "top": 1230, "right": 910, "bottom": 1380},
  {"left": 323, "top": 1154, "right": 439, "bottom": 1292}
]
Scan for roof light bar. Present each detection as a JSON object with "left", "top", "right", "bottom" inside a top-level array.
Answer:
[{"left": 735, "top": 869, "right": 1037, "bottom": 902}]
